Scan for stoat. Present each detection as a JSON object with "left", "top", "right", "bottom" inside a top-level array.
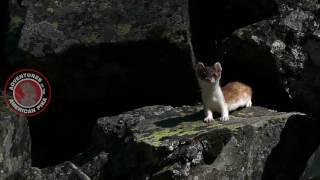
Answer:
[{"left": 195, "top": 62, "right": 252, "bottom": 123}]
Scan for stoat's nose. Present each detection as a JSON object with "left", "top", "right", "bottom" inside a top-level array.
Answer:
[{"left": 209, "top": 78, "right": 215, "bottom": 83}]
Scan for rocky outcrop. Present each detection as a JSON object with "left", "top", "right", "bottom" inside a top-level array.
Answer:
[
  {"left": 1, "top": 102, "right": 316, "bottom": 180},
  {"left": 17, "top": 0, "right": 190, "bottom": 57},
  {"left": 92, "top": 105, "right": 302, "bottom": 180},
  {"left": 262, "top": 114, "right": 320, "bottom": 180},
  {"left": 222, "top": 0, "right": 320, "bottom": 117},
  {"left": 17, "top": 163, "right": 91, "bottom": 180},
  {"left": 16, "top": 151, "right": 108, "bottom": 180},
  {"left": 0, "top": 95, "right": 31, "bottom": 179},
  {"left": 8, "top": 0, "right": 26, "bottom": 34},
  {"left": 300, "top": 145, "right": 320, "bottom": 180},
  {"left": 6, "top": 0, "right": 198, "bottom": 168}
]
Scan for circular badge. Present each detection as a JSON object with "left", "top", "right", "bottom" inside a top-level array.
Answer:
[{"left": 4, "top": 69, "right": 51, "bottom": 116}]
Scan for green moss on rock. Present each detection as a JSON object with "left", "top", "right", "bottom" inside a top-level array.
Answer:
[
  {"left": 116, "top": 24, "right": 132, "bottom": 36},
  {"left": 134, "top": 118, "right": 250, "bottom": 147},
  {"left": 84, "top": 33, "right": 99, "bottom": 44},
  {"left": 10, "top": 16, "right": 24, "bottom": 31}
]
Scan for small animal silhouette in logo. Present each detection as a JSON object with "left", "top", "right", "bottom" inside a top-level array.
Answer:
[{"left": 19, "top": 82, "right": 38, "bottom": 107}]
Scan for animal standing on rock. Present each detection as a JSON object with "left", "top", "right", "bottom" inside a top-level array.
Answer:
[{"left": 195, "top": 62, "right": 252, "bottom": 123}]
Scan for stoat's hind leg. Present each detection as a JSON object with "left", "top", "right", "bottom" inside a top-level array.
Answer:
[
  {"left": 246, "top": 98, "right": 252, "bottom": 107},
  {"left": 228, "top": 97, "right": 252, "bottom": 111}
]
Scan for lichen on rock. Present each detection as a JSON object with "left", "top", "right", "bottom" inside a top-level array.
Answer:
[
  {"left": 92, "top": 105, "right": 301, "bottom": 180},
  {"left": 17, "top": 0, "right": 190, "bottom": 57}
]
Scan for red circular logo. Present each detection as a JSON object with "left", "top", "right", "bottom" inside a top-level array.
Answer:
[{"left": 4, "top": 69, "right": 51, "bottom": 116}]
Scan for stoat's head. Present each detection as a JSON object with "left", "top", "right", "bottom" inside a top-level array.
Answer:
[{"left": 195, "top": 62, "right": 222, "bottom": 84}]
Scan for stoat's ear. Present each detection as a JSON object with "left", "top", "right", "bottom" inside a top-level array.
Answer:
[
  {"left": 214, "top": 62, "right": 222, "bottom": 77},
  {"left": 195, "top": 62, "right": 205, "bottom": 70}
]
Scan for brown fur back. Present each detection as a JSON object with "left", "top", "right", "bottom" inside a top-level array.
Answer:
[{"left": 222, "top": 81, "right": 252, "bottom": 105}]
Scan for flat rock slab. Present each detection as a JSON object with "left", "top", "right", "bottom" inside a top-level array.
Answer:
[
  {"left": 132, "top": 106, "right": 286, "bottom": 148},
  {"left": 94, "top": 105, "right": 302, "bottom": 180}
]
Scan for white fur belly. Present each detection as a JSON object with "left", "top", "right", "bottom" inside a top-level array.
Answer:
[{"left": 202, "top": 94, "right": 222, "bottom": 112}]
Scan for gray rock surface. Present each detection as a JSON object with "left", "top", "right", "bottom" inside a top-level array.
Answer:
[
  {"left": 300, "top": 145, "right": 320, "bottom": 180},
  {"left": 17, "top": 0, "right": 190, "bottom": 57},
  {"left": 70, "top": 151, "right": 109, "bottom": 180},
  {"left": 0, "top": 95, "right": 31, "bottom": 179},
  {"left": 223, "top": 0, "right": 320, "bottom": 117},
  {"left": 18, "top": 162, "right": 90, "bottom": 180},
  {"left": 8, "top": 0, "right": 26, "bottom": 33},
  {"left": 16, "top": 151, "right": 108, "bottom": 180},
  {"left": 93, "top": 105, "right": 301, "bottom": 180}
]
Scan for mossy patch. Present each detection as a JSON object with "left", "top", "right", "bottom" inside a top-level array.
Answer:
[
  {"left": 0, "top": 102, "right": 13, "bottom": 117},
  {"left": 1, "top": 108, "right": 12, "bottom": 117},
  {"left": 47, "top": 8, "right": 54, "bottom": 13},
  {"left": 52, "top": 22, "right": 59, "bottom": 29},
  {"left": 116, "top": 24, "right": 132, "bottom": 36},
  {"left": 84, "top": 33, "right": 98, "bottom": 44},
  {"left": 134, "top": 119, "right": 245, "bottom": 147},
  {"left": 10, "top": 16, "right": 24, "bottom": 31}
]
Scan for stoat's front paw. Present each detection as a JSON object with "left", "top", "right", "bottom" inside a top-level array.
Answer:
[
  {"left": 220, "top": 115, "right": 229, "bottom": 122},
  {"left": 204, "top": 116, "right": 214, "bottom": 123}
]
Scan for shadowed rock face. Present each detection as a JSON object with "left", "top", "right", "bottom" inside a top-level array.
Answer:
[
  {"left": 222, "top": 0, "right": 320, "bottom": 117},
  {"left": 91, "top": 105, "right": 301, "bottom": 180},
  {"left": 0, "top": 95, "right": 31, "bottom": 179},
  {"left": 300, "top": 145, "right": 320, "bottom": 180},
  {"left": 23, "top": 39, "right": 198, "bottom": 168},
  {"left": 5, "top": 0, "right": 197, "bottom": 167},
  {"left": 16, "top": 152, "right": 108, "bottom": 180},
  {"left": 262, "top": 115, "right": 320, "bottom": 180},
  {"left": 189, "top": 0, "right": 278, "bottom": 61}
]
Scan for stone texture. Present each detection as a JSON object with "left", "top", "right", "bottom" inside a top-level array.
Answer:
[
  {"left": 6, "top": 0, "right": 197, "bottom": 167},
  {"left": 300, "top": 145, "right": 320, "bottom": 180},
  {"left": 16, "top": 151, "right": 108, "bottom": 180},
  {"left": 92, "top": 105, "right": 301, "bottom": 180},
  {"left": 0, "top": 94, "right": 31, "bottom": 179},
  {"left": 17, "top": 162, "right": 90, "bottom": 180},
  {"left": 73, "top": 151, "right": 109, "bottom": 180},
  {"left": 8, "top": 0, "right": 26, "bottom": 33},
  {"left": 261, "top": 114, "right": 320, "bottom": 180},
  {"left": 223, "top": 0, "right": 320, "bottom": 117},
  {"left": 18, "top": 0, "right": 190, "bottom": 57}
]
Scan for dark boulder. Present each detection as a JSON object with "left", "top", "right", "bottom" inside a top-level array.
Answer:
[
  {"left": 17, "top": 162, "right": 91, "bottom": 180},
  {"left": 17, "top": 151, "right": 108, "bottom": 180},
  {"left": 0, "top": 94, "right": 31, "bottom": 179},
  {"left": 222, "top": 0, "right": 320, "bottom": 117},
  {"left": 92, "top": 105, "right": 302, "bottom": 180},
  {"left": 300, "top": 145, "right": 320, "bottom": 180}
]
